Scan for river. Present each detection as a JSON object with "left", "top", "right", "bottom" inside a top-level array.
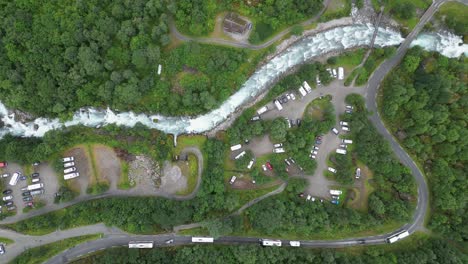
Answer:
[{"left": 0, "top": 25, "right": 466, "bottom": 139}]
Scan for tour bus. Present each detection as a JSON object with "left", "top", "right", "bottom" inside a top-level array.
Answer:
[
  {"left": 302, "top": 81, "right": 312, "bottom": 93},
  {"left": 128, "top": 241, "right": 154, "bottom": 248},
  {"left": 64, "top": 172, "right": 80, "bottom": 180},
  {"left": 230, "top": 144, "right": 242, "bottom": 151},
  {"left": 338, "top": 67, "right": 344, "bottom": 80},
  {"left": 386, "top": 230, "right": 410, "bottom": 243},
  {"left": 9, "top": 172, "right": 20, "bottom": 186},
  {"left": 261, "top": 239, "right": 282, "bottom": 247},
  {"left": 192, "top": 237, "right": 214, "bottom": 243}
]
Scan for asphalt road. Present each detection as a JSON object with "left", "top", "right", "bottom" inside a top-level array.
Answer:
[{"left": 3, "top": 0, "right": 466, "bottom": 263}]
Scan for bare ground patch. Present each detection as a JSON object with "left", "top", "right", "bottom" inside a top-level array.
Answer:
[{"left": 92, "top": 145, "right": 121, "bottom": 190}]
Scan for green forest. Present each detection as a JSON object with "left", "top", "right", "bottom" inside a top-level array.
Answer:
[
  {"left": 380, "top": 47, "right": 467, "bottom": 241},
  {"left": 73, "top": 238, "right": 466, "bottom": 264}
]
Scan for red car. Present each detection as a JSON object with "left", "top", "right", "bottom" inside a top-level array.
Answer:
[
  {"left": 266, "top": 162, "right": 273, "bottom": 171},
  {"left": 0, "top": 162, "right": 7, "bottom": 168}
]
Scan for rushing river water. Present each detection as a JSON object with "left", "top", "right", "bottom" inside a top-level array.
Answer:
[{"left": 0, "top": 25, "right": 467, "bottom": 139}]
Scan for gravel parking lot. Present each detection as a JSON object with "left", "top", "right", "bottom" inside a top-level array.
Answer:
[
  {"left": 36, "top": 163, "right": 60, "bottom": 205},
  {"left": 93, "top": 145, "right": 120, "bottom": 190},
  {"left": 64, "top": 147, "right": 91, "bottom": 195}
]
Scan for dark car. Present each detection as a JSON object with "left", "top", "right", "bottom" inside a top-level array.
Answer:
[
  {"left": 315, "top": 140, "right": 322, "bottom": 145},
  {"left": 19, "top": 176, "right": 27, "bottom": 181},
  {"left": 296, "top": 119, "right": 301, "bottom": 126},
  {"left": 32, "top": 173, "right": 40, "bottom": 178},
  {"left": 279, "top": 95, "right": 288, "bottom": 104},
  {"left": 23, "top": 196, "right": 32, "bottom": 202},
  {"left": 0, "top": 244, "right": 5, "bottom": 255},
  {"left": 22, "top": 191, "right": 31, "bottom": 197},
  {"left": 2, "top": 189, "right": 12, "bottom": 195},
  {"left": 5, "top": 201, "right": 13, "bottom": 207}
]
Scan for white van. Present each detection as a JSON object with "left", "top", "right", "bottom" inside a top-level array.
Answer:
[
  {"left": 342, "top": 139, "right": 353, "bottom": 144},
  {"left": 62, "top": 156, "right": 74, "bottom": 162},
  {"left": 63, "top": 162, "right": 75, "bottom": 168},
  {"left": 339, "top": 121, "right": 349, "bottom": 126},
  {"left": 302, "top": 81, "right": 312, "bottom": 93},
  {"left": 32, "top": 178, "right": 40, "bottom": 183},
  {"left": 338, "top": 67, "right": 344, "bottom": 80},
  {"left": 273, "top": 148, "right": 285, "bottom": 154},
  {"left": 64, "top": 167, "right": 77, "bottom": 174},
  {"left": 257, "top": 106, "right": 269, "bottom": 115},
  {"left": 341, "top": 126, "right": 350, "bottom": 132},
  {"left": 328, "top": 167, "right": 337, "bottom": 174},
  {"left": 229, "top": 176, "right": 237, "bottom": 184},
  {"left": 332, "top": 128, "right": 339, "bottom": 135},
  {"left": 64, "top": 172, "right": 80, "bottom": 180},
  {"left": 336, "top": 149, "right": 347, "bottom": 155}
]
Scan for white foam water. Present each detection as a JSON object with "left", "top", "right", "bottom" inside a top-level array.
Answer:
[{"left": 0, "top": 25, "right": 466, "bottom": 138}]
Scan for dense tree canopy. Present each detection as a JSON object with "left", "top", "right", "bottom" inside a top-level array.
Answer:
[{"left": 381, "top": 48, "right": 467, "bottom": 241}]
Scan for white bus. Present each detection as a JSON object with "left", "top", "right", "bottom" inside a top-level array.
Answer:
[
  {"left": 261, "top": 239, "right": 282, "bottom": 247},
  {"left": 128, "top": 241, "right": 154, "bottom": 248},
  {"left": 338, "top": 67, "right": 344, "bottom": 80},
  {"left": 386, "top": 230, "right": 410, "bottom": 243},
  {"left": 192, "top": 237, "right": 214, "bottom": 243},
  {"left": 274, "top": 100, "right": 283, "bottom": 111},
  {"left": 9, "top": 172, "right": 20, "bottom": 186},
  {"left": 298, "top": 86, "right": 307, "bottom": 97},
  {"left": 302, "top": 81, "right": 312, "bottom": 93}
]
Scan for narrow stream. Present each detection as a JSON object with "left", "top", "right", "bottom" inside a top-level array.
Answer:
[{"left": 0, "top": 25, "right": 466, "bottom": 139}]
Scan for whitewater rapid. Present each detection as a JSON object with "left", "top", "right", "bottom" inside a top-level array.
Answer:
[{"left": 0, "top": 25, "right": 466, "bottom": 139}]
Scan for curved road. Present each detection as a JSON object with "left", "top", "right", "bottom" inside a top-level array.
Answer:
[
  {"left": 169, "top": 0, "right": 330, "bottom": 50},
  {"left": 2, "top": 0, "right": 466, "bottom": 263}
]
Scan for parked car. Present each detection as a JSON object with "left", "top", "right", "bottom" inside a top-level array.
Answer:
[
  {"left": 288, "top": 157, "right": 296, "bottom": 164},
  {"left": 0, "top": 244, "right": 4, "bottom": 255},
  {"left": 339, "top": 144, "right": 347, "bottom": 149},
  {"left": 251, "top": 115, "right": 261, "bottom": 121},
  {"left": 331, "top": 200, "right": 339, "bottom": 205},
  {"left": 345, "top": 105, "right": 354, "bottom": 110},
  {"left": 262, "top": 164, "right": 267, "bottom": 171},
  {"left": 25, "top": 202, "right": 34, "bottom": 207},
  {"left": 310, "top": 155, "right": 316, "bottom": 159},
  {"left": 296, "top": 119, "right": 301, "bottom": 126},
  {"left": 63, "top": 162, "right": 75, "bottom": 168},
  {"left": 311, "top": 150, "right": 318, "bottom": 155},
  {"left": 32, "top": 173, "right": 40, "bottom": 178},
  {"left": 0, "top": 162, "right": 7, "bottom": 168},
  {"left": 19, "top": 175, "right": 27, "bottom": 181},
  {"left": 62, "top": 156, "right": 75, "bottom": 162},
  {"left": 313, "top": 146, "right": 319, "bottom": 150},
  {"left": 315, "top": 140, "right": 322, "bottom": 145},
  {"left": 1, "top": 173, "right": 9, "bottom": 178},
  {"left": 328, "top": 167, "right": 337, "bottom": 174},
  {"left": 22, "top": 191, "right": 31, "bottom": 197},
  {"left": 7, "top": 206, "right": 16, "bottom": 211},
  {"left": 2, "top": 196, "right": 13, "bottom": 201},
  {"left": 345, "top": 109, "right": 353, "bottom": 114},
  {"left": 289, "top": 93, "right": 296, "bottom": 100},
  {"left": 5, "top": 201, "right": 13, "bottom": 207},
  {"left": 273, "top": 143, "right": 283, "bottom": 148},
  {"left": 284, "top": 159, "right": 291, "bottom": 166},
  {"left": 332, "top": 128, "right": 339, "bottom": 135},
  {"left": 23, "top": 196, "right": 32, "bottom": 202},
  {"left": 339, "top": 121, "right": 349, "bottom": 126},
  {"left": 266, "top": 162, "right": 273, "bottom": 171},
  {"left": 316, "top": 136, "right": 323, "bottom": 140},
  {"left": 2, "top": 190, "right": 12, "bottom": 195}
]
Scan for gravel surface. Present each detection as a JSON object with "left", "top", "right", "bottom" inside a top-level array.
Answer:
[
  {"left": 93, "top": 145, "right": 120, "bottom": 190},
  {"left": 160, "top": 161, "right": 187, "bottom": 194},
  {"left": 128, "top": 155, "right": 161, "bottom": 190}
]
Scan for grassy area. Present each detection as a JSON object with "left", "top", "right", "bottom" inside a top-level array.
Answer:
[
  {"left": 327, "top": 48, "right": 366, "bottom": 71},
  {"left": 320, "top": 0, "right": 352, "bottom": 22},
  {"left": 0, "top": 237, "right": 14, "bottom": 245},
  {"left": 232, "top": 184, "right": 281, "bottom": 209},
  {"left": 117, "top": 160, "right": 132, "bottom": 190},
  {"left": 11, "top": 234, "right": 102, "bottom": 264},
  {"left": 386, "top": 0, "right": 431, "bottom": 31},
  {"left": 173, "top": 135, "right": 207, "bottom": 155},
  {"left": 177, "top": 226, "right": 209, "bottom": 236},
  {"left": 176, "top": 154, "right": 199, "bottom": 196},
  {"left": 436, "top": 2, "right": 468, "bottom": 38},
  {"left": 347, "top": 161, "right": 374, "bottom": 212},
  {"left": 303, "top": 95, "right": 333, "bottom": 120}
]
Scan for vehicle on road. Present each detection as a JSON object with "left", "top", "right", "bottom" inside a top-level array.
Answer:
[
  {"left": 165, "top": 239, "right": 174, "bottom": 244},
  {"left": 266, "top": 162, "right": 273, "bottom": 171},
  {"left": 2, "top": 195, "right": 13, "bottom": 201},
  {"left": 64, "top": 172, "right": 80, "bottom": 180},
  {"left": 261, "top": 239, "right": 282, "bottom": 247},
  {"left": 9, "top": 172, "right": 20, "bottom": 186},
  {"left": 128, "top": 241, "right": 154, "bottom": 248},
  {"left": 230, "top": 144, "right": 242, "bottom": 151},
  {"left": 332, "top": 128, "right": 339, "bottom": 135},
  {"left": 1, "top": 173, "right": 9, "bottom": 178},
  {"left": 327, "top": 167, "right": 337, "bottom": 174},
  {"left": 192, "top": 237, "right": 214, "bottom": 243},
  {"left": 2, "top": 190, "right": 12, "bottom": 195},
  {"left": 290, "top": 241, "right": 301, "bottom": 247},
  {"left": 62, "top": 156, "right": 75, "bottom": 162},
  {"left": 229, "top": 176, "right": 237, "bottom": 184},
  {"left": 386, "top": 230, "right": 410, "bottom": 243},
  {"left": 64, "top": 167, "right": 77, "bottom": 174}
]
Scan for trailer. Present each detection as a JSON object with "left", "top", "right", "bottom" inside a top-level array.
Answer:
[
  {"left": 336, "top": 149, "right": 347, "bottom": 155},
  {"left": 192, "top": 237, "right": 214, "bottom": 243},
  {"left": 257, "top": 106, "right": 269, "bottom": 115},
  {"left": 338, "top": 67, "right": 344, "bottom": 80},
  {"left": 230, "top": 144, "right": 242, "bottom": 151},
  {"left": 64, "top": 172, "right": 80, "bottom": 180},
  {"left": 128, "top": 241, "right": 154, "bottom": 248},
  {"left": 234, "top": 151, "right": 246, "bottom": 160},
  {"left": 274, "top": 100, "right": 283, "bottom": 111},
  {"left": 261, "top": 239, "right": 282, "bottom": 247},
  {"left": 298, "top": 86, "right": 307, "bottom": 97},
  {"left": 27, "top": 183, "right": 44, "bottom": 191},
  {"left": 9, "top": 172, "right": 20, "bottom": 186},
  {"left": 302, "top": 81, "right": 312, "bottom": 93}
]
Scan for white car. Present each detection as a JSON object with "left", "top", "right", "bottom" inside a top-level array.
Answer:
[
  {"left": 63, "top": 167, "right": 77, "bottom": 174},
  {"left": 62, "top": 156, "right": 74, "bottom": 162},
  {"left": 345, "top": 105, "right": 354, "bottom": 110},
  {"left": 311, "top": 150, "right": 318, "bottom": 155},
  {"left": 310, "top": 155, "right": 316, "bottom": 159},
  {"left": 328, "top": 167, "right": 337, "bottom": 174},
  {"left": 273, "top": 148, "right": 285, "bottom": 153},
  {"left": 341, "top": 126, "right": 350, "bottom": 132},
  {"left": 311, "top": 197, "right": 316, "bottom": 202},
  {"left": 332, "top": 128, "right": 339, "bottom": 135},
  {"left": 306, "top": 195, "right": 311, "bottom": 201},
  {"left": 2, "top": 195, "right": 13, "bottom": 201},
  {"left": 332, "top": 69, "right": 337, "bottom": 78},
  {"left": 313, "top": 146, "right": 319, "bottom": 150},
  {"left": 289, "top": 93, "right": 296, "bottom": 100},
  {"left": 339, "top": 121, "right": 349, "bottom": 126},
  {"left": 339, "top": 144, "right": 347, "bottom": 149},
  {"left": 273, "top": 143, "right": 283, "bottom": 148},
  {"left": 1, "top": 173, "right": 9, "bottom": 178},
  {"left": 262, "top": 164, "right": 267, "bottom": 171},
  {"left": 316, "top": 75, "right": 321, "bottom": 86},
  {"left": 229, "top": 176, "right": 237, "bottom": 184}
]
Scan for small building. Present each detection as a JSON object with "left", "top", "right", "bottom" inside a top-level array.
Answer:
[{"left": 223, "top": 12, "right": 251, "bottom": 35}]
